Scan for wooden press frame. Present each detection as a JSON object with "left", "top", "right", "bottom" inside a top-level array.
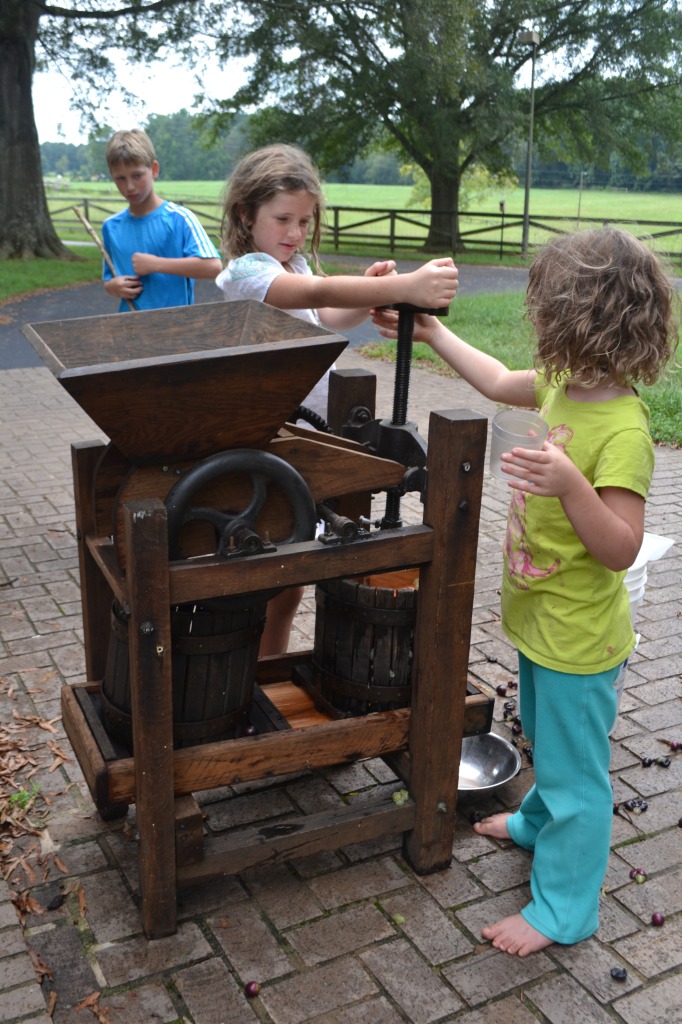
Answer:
[{"left": 62, "top": 369, "right": 488, "bottom": 938}]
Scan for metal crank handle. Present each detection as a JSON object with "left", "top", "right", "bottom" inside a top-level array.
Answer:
[{"left": 389, "top": 302, "right": 451, "bottom": 317}]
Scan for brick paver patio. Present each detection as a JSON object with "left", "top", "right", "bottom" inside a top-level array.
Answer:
[{"left": 1, "top": 344, "right": 680, "bottom": 1024}]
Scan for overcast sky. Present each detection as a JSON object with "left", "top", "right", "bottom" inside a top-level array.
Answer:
[{"left": 33, "top": 60, "right": 234, "bottom": 146}]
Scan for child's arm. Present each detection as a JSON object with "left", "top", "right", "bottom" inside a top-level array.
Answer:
[
  {"left": 372, "top": 307, "right": 537, "bottom": 407},
  {"left": 131, "top": 253, "right": 222, "bottom": 280},
  {"left": 317, "top": 259, "right": 397, "bottom": 330},
  {"left": 502, "top": 442, "right": 645, "bottom": 571},
  {"left": 265, "top": 257, "right": 458, "bottom": 324},
  {"left": 562, "top": 480, "right": 644, "bottom": 571}
]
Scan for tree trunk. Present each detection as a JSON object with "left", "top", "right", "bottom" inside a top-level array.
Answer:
[
  {"left": 0, "top": 1, "right": 72, "bottom": 259},
  {"left": 424, "top": 170, "right": 464, "bottom": 253}
]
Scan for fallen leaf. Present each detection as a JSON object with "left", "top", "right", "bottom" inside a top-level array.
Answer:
[
  {"left": 13, "top": 890, "right": 45, "bottom": 922},
  {"left": 38, "top": 717, "right": 61, "bottom": 734},
  {"left": 20, "top": 856, "right": 36, "bottom": 885},
  {"left": 28, "top": 947, "right": 54, "bottom": 982},
  {"left": 77, "top": 884, "right": 87, "bottom": 918},
  {"left": 47, "top": 991, "right": 57, "bottom": 1014},
  {"left": 74, "top": 991, "right": 101, "bottom": 1012},
  {"left": 47, "top": 740, "right": 71, "bottom": 761}
]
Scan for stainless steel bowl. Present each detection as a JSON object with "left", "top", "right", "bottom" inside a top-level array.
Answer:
[{"left": 457, "top": 732, "right": 522, "bottom": 793}]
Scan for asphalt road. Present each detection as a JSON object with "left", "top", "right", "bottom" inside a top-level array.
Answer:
[{"left": 0, "top": 259, "right": 530, "bottom": 370}]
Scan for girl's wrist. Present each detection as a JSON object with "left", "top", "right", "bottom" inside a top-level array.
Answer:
[{"left": 423, "top": 318, "right": 445, "bottom": 347}]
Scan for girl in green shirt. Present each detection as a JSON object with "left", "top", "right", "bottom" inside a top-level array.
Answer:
[{"left": 373, "top": 227, "right": 678, "bottom": 955}]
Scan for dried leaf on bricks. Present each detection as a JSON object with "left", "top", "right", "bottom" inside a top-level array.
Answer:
[{"left": 28, "top": 946, "right": 54, "bottom": 983}]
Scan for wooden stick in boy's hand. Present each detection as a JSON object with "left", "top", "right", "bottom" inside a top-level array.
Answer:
[{"left": 72, "top": 206, "right": 137, "bottom": 311}]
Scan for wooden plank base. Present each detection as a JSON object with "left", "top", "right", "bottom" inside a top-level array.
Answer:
[
  {"left": 61, "top": 665, "right": 493, "bottom": 816},
  {"left": 178, "top": 797, "right": 416, "bottom": 885}
]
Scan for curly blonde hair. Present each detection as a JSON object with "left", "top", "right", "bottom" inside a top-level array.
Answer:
[
  {"left": 220, "top": 144, "right": 325, "bottom": 272},
  {"left": 526, "top": 227, "right": 678, "bottom": 387}
]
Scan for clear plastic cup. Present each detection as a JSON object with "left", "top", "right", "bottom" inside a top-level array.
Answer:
[{"left": 489, "top": 409, "right": 549, "bottom": 480}]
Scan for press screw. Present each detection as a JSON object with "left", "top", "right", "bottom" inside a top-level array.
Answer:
[{"left": 140, "top": 621, "right": 154, "bottom": 635}]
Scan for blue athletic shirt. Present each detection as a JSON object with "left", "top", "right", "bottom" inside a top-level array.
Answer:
[{"left": 102, "top": 201, "right": 220, "bottom": 311}]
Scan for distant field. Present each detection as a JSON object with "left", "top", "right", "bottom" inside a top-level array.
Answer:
[
  {"left": 52, "top": 178, "right": 682, "bottom": 219},
  {"left": 48, "top": 180, "right": 682, "bottom": 263}
]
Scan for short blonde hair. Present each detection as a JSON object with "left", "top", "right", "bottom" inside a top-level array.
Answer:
[
  {"left": 527, "top": 227, "right": 678, "bottom": 387},
  {"left": 221, "top": 144, "right": 325, "bottom": 271},
  {"left": 105, "top": 129, "right": 156, "bottom": 170}
]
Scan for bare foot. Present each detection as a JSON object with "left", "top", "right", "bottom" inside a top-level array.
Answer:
[
  {"left": 482, "top": 913, "right": 554, "bottom": 957},
  {"left": 472, "top": 812, "right": 512, "bottom": 840}
]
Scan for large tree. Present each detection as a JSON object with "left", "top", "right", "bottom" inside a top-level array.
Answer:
[
  {"left": 206, "top": 0, "right": 682, "bottom": 250},
  {"left": 0, "top": 0, "right": 222, "bottom": 259},
  {"left": 3, "top": 1, "right": 682, "bottom": 259}
]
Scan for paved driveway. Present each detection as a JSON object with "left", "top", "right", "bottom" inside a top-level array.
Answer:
[{"left": 1, "top": 261, "right": 529, "bottom": 369}]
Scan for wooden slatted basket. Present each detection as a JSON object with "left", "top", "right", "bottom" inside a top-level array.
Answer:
[
  {"left": 101, "top": 597, "right": 267, "bottom": 748},
  {"left": 311, "top": 569, "right": 419, "bottom": 716}
]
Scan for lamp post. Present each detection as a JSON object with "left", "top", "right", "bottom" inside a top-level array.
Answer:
[{"left": 520, "top": 29, "right": 540, "bottom": 259}]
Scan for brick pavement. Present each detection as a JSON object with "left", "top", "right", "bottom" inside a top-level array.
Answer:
[{"left": 1, "top": 351, "right": 681, "bottom": 1024}]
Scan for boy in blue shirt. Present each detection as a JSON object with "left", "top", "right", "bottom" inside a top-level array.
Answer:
[{"left": 102, "top": 129, "right": 222, "bottom": 311}]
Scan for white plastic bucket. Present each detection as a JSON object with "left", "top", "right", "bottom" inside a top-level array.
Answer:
[
  {"left": 611, "top": 534, "right": 675, "bottom": 735},
  {"left": 611, "top": 633, "right": 640, "bottom": 734},
  {"left": 629, "top": 531, "right": 675, "bottom": 572},
  {"left": 624, "top": 577, "right": 646, "bottom": 593},
  {"left": 624, "top": 565, "right": 646, "bottom": 623},
  {"left": 628, "top": 594, "right": 644, "bottom": 624}
]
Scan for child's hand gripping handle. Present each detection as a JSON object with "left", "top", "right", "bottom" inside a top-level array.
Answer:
[{"left": 390, "top": 302, "right": 451, "bottom": 317}]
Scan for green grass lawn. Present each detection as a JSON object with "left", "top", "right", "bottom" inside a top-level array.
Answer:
[{"left": 0, "top": 248, "right": 102, "bottom": 301}]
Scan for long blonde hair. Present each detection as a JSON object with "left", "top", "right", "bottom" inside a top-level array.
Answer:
[{"left": 220, "top": 144, "right": 325, "bottom": 272}]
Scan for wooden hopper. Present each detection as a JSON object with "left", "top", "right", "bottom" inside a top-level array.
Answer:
[{"left": 22, "top": 300, "right": 346, "bottom": 463}]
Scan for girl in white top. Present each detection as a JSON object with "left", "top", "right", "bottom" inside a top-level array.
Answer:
[{"left": 216, "top": 144, "right": 458, "bottom": 654}]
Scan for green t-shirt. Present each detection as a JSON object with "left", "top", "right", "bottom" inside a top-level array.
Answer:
[{"left": 501, "top": 380, "right": 654, "bottom": 673}]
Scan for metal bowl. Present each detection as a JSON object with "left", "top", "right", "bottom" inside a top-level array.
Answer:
[{"left": 458, "top": 732, "right": 522, "bottom": 793}]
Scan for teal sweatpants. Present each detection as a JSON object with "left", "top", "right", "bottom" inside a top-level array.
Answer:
[{"left": 507, "top": 652, "right": 620, "bottom": 944}]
